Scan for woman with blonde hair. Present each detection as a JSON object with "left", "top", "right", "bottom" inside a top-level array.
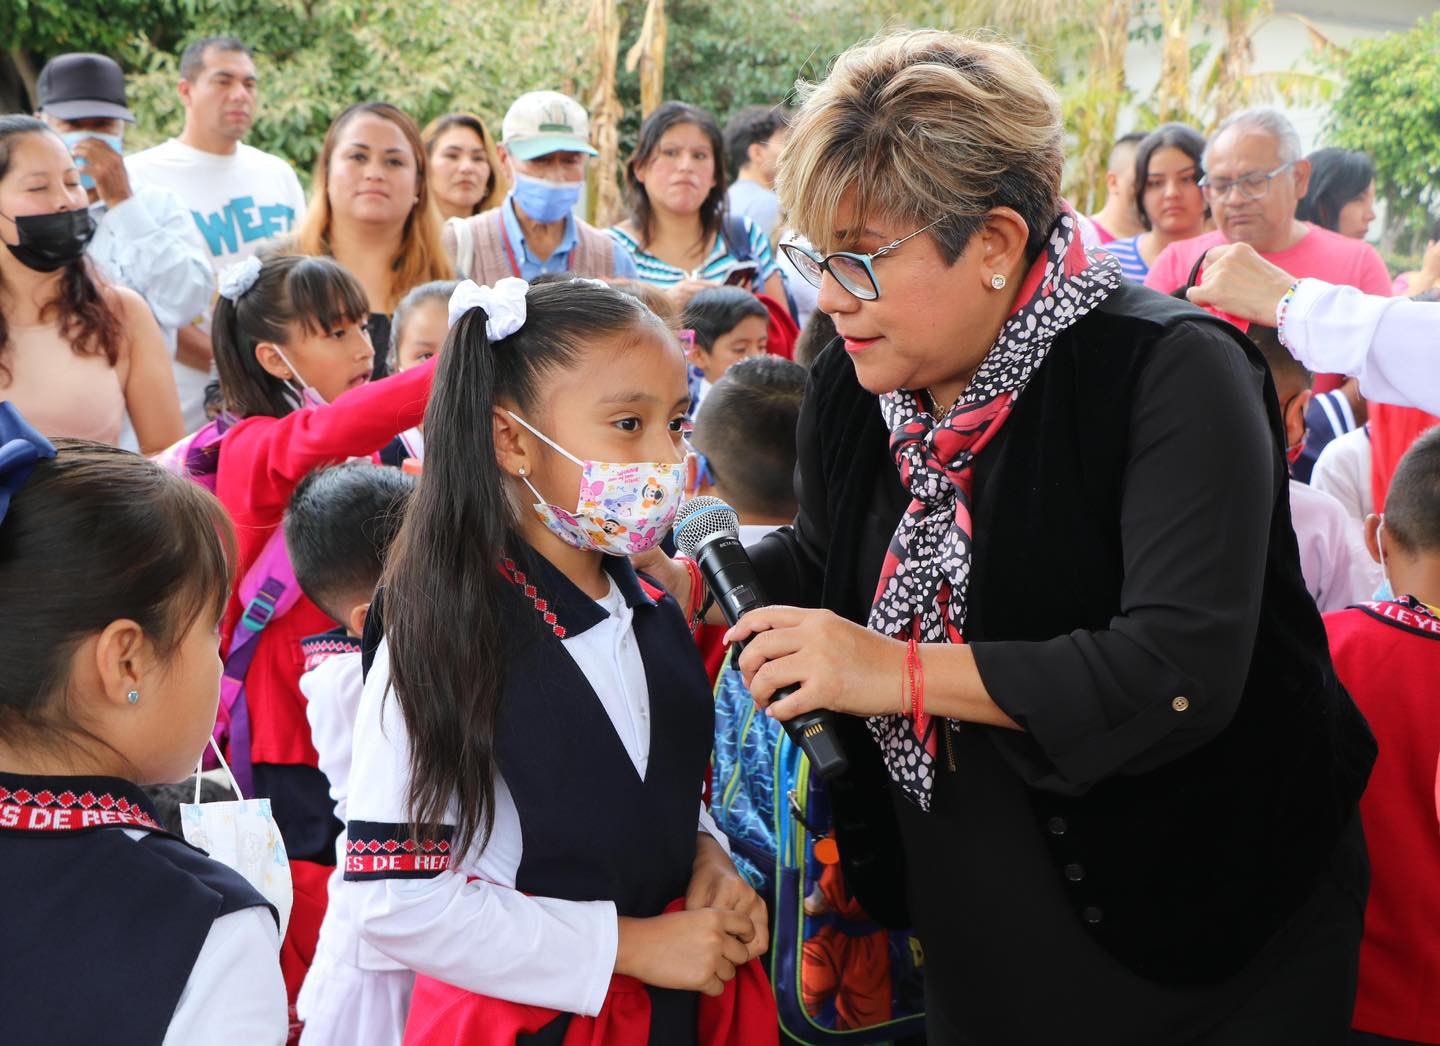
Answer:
[
  {"left": 422, "top": 112, "right": 508, "bottom": 222},
  {"left": 653, "top": 29, "right": 1373, "bottom": 1043},
  {"left": 293, "top": 102, "right": 453, "bottom": 375}
]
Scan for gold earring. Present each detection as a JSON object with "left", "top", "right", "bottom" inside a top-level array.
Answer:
[{"left": 990, "top": 274, "right": 1007, "bottom": 290}]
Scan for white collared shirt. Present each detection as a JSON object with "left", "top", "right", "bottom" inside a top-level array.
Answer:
[{"left": 342, "top": 578, "right": 726, "bottom": 1016}]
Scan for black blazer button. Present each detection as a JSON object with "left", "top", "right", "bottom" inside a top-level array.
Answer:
[
  {"left": 1047, "top": 816, "right": 1068, "bottom": 836},
  {"left": 1064, "top": 863, "right": 1085, "bottom": 883},
  {"left": 1082, "top": 906, "right": 1104, "bottom": 925}
]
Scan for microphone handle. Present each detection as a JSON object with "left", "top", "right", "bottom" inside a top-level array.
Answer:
[
  {"left": 695, "top": 534, "right": 850, "bottom": 780},
  {"left": 729, "top": 633, "right": 851, "bottom": 779}
]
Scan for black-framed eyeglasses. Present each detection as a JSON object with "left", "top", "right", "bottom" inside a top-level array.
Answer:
[
  {"left": 1198, "top": 162, "right": 1295, "bottom": 203},
  {"left": 780, "top": 216, "right": 948, "bottom": 301}
]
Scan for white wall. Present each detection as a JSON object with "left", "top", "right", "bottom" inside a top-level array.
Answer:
[{"left": 1118, "top": 0, "right": 1434, "bottom": 150}]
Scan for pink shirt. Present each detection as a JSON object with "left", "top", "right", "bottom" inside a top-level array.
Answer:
[{"left": 1144, "top": 224, "right": 1392, "bottom": 298}]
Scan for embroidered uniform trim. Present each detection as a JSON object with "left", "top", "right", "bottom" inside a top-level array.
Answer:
[
  {"left": 344, "top": 819, "right": 455, "bottom": 880},
  {"left": 1355, "top": 599, "right": 1440, "bottom": 639},
  {"left": 300, "top": 634, "right": 364, "bottom": 672},
  {"left": 0, "top": 787, "right": 161, "bottom": 833},
  {"left": 500, "top": 557, "right": 567, "bottom": 638}
]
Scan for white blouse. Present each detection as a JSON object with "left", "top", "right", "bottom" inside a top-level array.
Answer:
[
  {"left": 342, "top": 577, "right": 726, "bottom": 1017},
  {"left": 1281, "top": 280, "right": 1440, "bottom": 416}
]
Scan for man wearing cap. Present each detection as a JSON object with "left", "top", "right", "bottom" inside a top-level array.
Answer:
[
  {"left": 442, "top": 91, "right": 638, "bottom": 284},
  {"left": 35, "top": 52, "right": 215, "bottom": 435}
]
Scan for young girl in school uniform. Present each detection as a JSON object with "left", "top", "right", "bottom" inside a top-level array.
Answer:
[
  {"left": 206, "top": 251, "right": 436, "bottom": 1001},
  {"left": 0, "top": 414, "right": 287, "bottom": 1045},
  {"left": 342, "top": 277, "right": 775, "bottom": 1045}
]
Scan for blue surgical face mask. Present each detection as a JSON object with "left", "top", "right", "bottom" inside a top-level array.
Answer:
[
  {"left": 59, "top": 131, "right": 125, "bottom": 192},
  {"left": 1372, "top": 515, "right": 1395, "bottom": 602},
  {"left": 511, "top": 171, "right": 583, "bottom": 224}
]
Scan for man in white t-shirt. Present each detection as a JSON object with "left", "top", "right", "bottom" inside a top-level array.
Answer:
[{"left": 127, "top": 36, "right": 307, "bottom": 415}]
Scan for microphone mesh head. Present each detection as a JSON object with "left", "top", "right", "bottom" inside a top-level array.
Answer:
[{"left": 675, "top": 496, "right": 740, "bottom": 558}]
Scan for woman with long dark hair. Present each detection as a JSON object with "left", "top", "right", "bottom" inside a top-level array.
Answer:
[
  {"left": 1297, "top": 147, "right": 1377, "bottom": 240},
  {"left": 1102, "top": 122, "right": 1208, "bottom": 283},
  {"left": 422, "top": 112, "right": 508, "bottom": 223},
  {"left": 292, "top": 103, "right": 453, "bottom": 371},
  {"left": 609, "top": 102, "right": 786, "bottom": 310},
  {"left": 0, "top": 116, "right": 181, "bottom": 452}
]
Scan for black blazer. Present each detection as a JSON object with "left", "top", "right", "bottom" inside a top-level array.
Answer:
[{"left": 751, "top": 281, "right": 1376, "bottom": 985}]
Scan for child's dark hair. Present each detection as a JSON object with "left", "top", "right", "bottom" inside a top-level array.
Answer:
[
  {"left": 793, "top": 310, "right": 837, "bottom": 368},
  {"left": 381, "top": 278, "right": 669, "bottom": 855},
  {"left": 609, "top": 279, "right": 679, "bottom": 328},
  {"left": 1384, "top": 428, "right": 1440, "bottom": 555},
  {"left": 680, "top": 286, "right": 768, "bottom": 354},
  {"left": 0, "top": 442, "right": 233, "bottom": 752},
  {"left": 1247, "top": 325, "right": 1312, "bottom": 399},
  {"left": 212, "top": 251, "right": 370, "bottom": 419},
  {"left": 692, "top": 355, "right": 806, "bottom": 519},
  {"left": 388, "top": 279, "right": 460, "bottom": 371},
  {"left": 285, "top": 464, "right": 417, "bottom": 624}
]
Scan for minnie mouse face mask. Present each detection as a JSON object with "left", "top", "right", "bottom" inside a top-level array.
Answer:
[{"left": 506, "top": 410, "right": 686, "bottom": 556}]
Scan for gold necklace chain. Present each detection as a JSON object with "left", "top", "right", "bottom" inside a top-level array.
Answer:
[{"left": 924, "top": 388, "right": 955, "bottom": 417}]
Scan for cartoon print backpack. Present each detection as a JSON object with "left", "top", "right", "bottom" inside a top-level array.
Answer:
[
  {"left": 710, "top": 652, "right": 927, "bottom": 1043},
  {"left": 153, "top": 418, "right": 302, "bottom": 796}
]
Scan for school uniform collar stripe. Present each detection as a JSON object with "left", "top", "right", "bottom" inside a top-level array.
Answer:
[
  {"left": 0, "top": 771, "right": 163, "bottom": 833},
  {"left": 504, "top": 548, "right": 657, "bottom": 639},
  {"left": 300, "top": 628, "right": 364, "bottom": 656}
]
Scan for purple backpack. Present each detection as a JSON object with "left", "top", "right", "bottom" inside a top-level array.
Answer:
[{"left": 153, "top": 417, "right": 302, "bottom": 795}]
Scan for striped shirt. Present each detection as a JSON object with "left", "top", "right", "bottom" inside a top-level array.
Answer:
[
  {"left": 607, "top": 215, "right": 779, "bottom": 290},
  {"left": 1102, "top": 235, "right": 1150, "bottom": 283}
]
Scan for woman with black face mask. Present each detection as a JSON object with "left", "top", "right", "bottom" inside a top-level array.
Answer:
[{"left": 0, "top": 116, "right": 182, "bottom": 453}]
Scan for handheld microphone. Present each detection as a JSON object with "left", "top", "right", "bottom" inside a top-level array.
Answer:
[{"left": 675, "top": 497, "right": 849, "bottom": 780}]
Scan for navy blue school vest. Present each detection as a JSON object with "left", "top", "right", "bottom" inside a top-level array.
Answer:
[
  {"left": 499, "top": 553, "right": 713, "bottom": 1043},
  {"left": 356, "top": 551, "right": 714, "bottom": 1044},
  {"left": 0, "top": 773, "right": 276, "bottom": 1046}
]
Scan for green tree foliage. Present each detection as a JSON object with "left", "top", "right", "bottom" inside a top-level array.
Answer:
[
  {"left": 1326, "top": 12, "right": 1440, "bottom": 247},
  {"left": 121, "top": 0, "right": 590, "bottom": 178}
]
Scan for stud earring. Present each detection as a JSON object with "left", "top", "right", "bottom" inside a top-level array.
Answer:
[
  {"left": 126, "top": 690, "right": 140, "bottom": 705},
  {"left": 518, "top": 466, "right": 529, "bottom": 476},
  {"left": 990, "top": 273, "right": 1008, "bottom": 290}
]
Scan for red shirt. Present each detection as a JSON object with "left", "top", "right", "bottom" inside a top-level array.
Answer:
[
  {"left": 1325, "top": 598, "right": 1440, "bottom": 1042},
  {"left": 1145, "top": 225, "right": 1392, "bottom": 394},
  {"left": 216, "top": 359, "right": 434, "bottom": 768}
]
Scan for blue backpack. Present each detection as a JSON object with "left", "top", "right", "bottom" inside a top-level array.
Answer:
[{"left": 710, "top": 653, "right": 927, "bottom": 1043}]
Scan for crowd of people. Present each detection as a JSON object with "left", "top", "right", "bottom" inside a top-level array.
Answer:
[{"left": 1, "top": 25, "right": 1438, "bottom": 1046}]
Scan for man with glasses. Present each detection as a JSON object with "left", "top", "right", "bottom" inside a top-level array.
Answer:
[{"left": 1144, "top": 108, "right": 1390, "bottom": 312}]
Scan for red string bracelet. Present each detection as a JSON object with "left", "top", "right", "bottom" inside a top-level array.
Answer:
[
  {"left": 913, "top": 639, "right": 926, "bottom": 722},
  {"left": 906, "top": 636, "right": 920, "bottom": 719}
]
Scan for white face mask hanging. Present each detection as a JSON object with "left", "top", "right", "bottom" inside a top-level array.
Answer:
[{"left": 181, "top": 736, "right": 293, "bottom": 937}]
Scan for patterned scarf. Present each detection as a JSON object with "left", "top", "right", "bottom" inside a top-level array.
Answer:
[{"left": 865, "top": 208, "right": 1123, "bottom": 811}]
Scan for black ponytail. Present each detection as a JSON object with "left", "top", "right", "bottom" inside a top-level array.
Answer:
[{"left": 381, "top": 278, "right": 667, "bottom": 857}]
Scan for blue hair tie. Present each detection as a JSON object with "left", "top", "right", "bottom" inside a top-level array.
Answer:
[{"left": 0, "top": 402, "right": 57, "bottom": 528}]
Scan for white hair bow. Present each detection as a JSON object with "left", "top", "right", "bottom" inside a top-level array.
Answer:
[
  {"left": 447, "top": 277, "right": 529, "bottom": 341},
  {"left": 218, "top": 255, "right": 263, "bottom": 302}
]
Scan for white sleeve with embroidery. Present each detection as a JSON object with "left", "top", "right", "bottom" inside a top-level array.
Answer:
[{"left": 340, "top": 641, "right": 619, "bottom": 1016}]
